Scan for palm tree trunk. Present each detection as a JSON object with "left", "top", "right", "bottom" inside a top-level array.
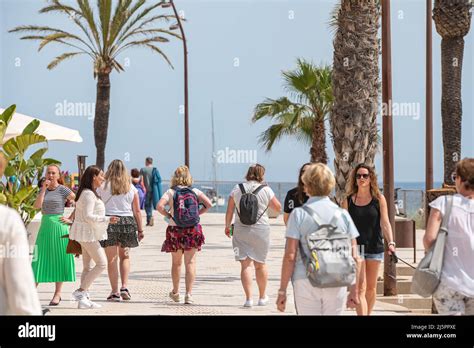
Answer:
[
  {"left": 310, "top": 118, "right": 328, "bottom": 164},
  {"left": 440, "top": 38, "right": 464, "bottom": 185},
  {"left": 94, "top": 72, "right": 111, "bottom": 170},
  {"left": 330, "top": 0, "right": 380, "bottom": 204}
]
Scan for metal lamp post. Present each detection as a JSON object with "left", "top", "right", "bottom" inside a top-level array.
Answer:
[{"left": 163, "top": 0, "right": 190, "bottom": 168}]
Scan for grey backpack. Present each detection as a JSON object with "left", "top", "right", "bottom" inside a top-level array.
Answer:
[
  {"left": 299, "top": 206, "right": 356, "bottom": 288},
  {"left": 411, "top": 195, "right": 453, "bottom": 298}
]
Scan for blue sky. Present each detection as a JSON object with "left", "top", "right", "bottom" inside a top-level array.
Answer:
[{"left": 1, "top": 0, "right": 473, "bottom": 183}]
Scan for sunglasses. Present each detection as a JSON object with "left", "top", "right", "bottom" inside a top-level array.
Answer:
[{"left": 356, "top": 174, "right": 370, "bottom": 180}]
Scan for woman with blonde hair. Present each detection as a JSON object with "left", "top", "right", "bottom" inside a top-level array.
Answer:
[
  {"left": 98, "top": 160, "right": 143, "bottom": 302},
  {"left": 225, "top": 164, "right": 281, "bottom": 308},
  {"left": 157, "top": 165, "right": 212, "bottom": 304},
  {"left": 341, "top": 163, "right": 396, "bottom": 316},
  {"left": 277, "top": 163, "right": 360, "bottom": 315},
  {"left": 32, "top": 164, "right": 76, "bottom": 306}
]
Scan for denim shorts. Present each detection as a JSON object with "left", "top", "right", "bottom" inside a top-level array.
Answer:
[{"left": 363, "top": 252, "right": 384, "bottom": 261}]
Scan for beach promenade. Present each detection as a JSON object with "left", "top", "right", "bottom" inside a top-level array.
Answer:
[{"left": 35, "top": 212, "right": 425, "bottom": 316}]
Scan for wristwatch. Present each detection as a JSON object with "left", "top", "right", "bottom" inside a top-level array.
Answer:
[
  {"left": 388, "top": 241, "right": 396, "bottom": 247},
  {"left": 278, "top": 289, "right": 287, "bottom": 296}
]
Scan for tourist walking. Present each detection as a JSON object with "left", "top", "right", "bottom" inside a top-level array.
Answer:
[
  {"left": 157, "top": 165, "right": 212, "bottom": 304},
  {"left": 425, "top": 158, "right": 474, "bottom": 315},
  {"left": 131, "top": 168, "right": 146, "bottom": 209},
  {"left": 98, "top": 160, "right": 144, "bottom": 302},
  {"left": 283, "top": 163, "right": 310, "bottom": 225},
  {"left": 224, "top": 164, "right": 281, "bottom": 308},
  {"left": 140, "top": 157, "right": 162, "bottom": 226},
  {"left": 66, "top": 166, "right": 119, "bottom": 309},
  {"left": 341, "top": 163, "right": 396, "bottom": 316},
  {"left": 0, "top": 153, "right": 42, "bottom": 315},
  {"left": 276, "top": 163, "right": 360, "bottom": 315},
  {"left": 32, "top": 164, "right": 76, "bottom": 306}
]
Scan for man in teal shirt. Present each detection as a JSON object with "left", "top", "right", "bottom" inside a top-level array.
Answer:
[{"left": 140, "top": 157, "right": 162, "bottom": 226}]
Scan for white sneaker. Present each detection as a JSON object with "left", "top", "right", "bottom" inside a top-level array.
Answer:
[
  {"left": 169, "top": 291, "right": 180, "bottom": 303},
  {"left": 243, "top": 299, "right": 253, "bottom": 308},
  {"left": 258, "top": 295, "right": 269, "bottom": 306},
  {"left": 78, "top": 298, "right": 102, "bottom": 309},
  {"left": 184, "top": 294, "right": 194, "bottom": 305},
  {"left": 72, "top": 290, "right": 87, "bottom": 301}
]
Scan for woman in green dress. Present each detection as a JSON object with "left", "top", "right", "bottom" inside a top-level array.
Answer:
[{"left": 32, "top": 165, "right": 76, "bottom": 306}]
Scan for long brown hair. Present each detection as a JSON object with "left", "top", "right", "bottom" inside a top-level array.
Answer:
[
  {"left": 345, "top": 163, "right": 381, "bottom": 201},
  {"left": 297, "top": 162, "right": 311, "bottom": 204},
  {"left": 76, "top": 166, "right": 102, "bottom": 201}
]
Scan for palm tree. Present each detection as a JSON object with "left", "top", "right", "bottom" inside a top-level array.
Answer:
[
  {"left": 433, "top": 0, "right": 472, "bottom": 185},
  {"left": 330, "top": 0, "right": 380, "bottom": 203},
  {"left": 252, "top": 59, "right": 333, "bottom": 164},
  {"left": 9, "top": 0, "right": 181, "bottom": 169}
]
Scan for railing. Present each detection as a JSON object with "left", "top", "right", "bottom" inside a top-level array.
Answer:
[{"left": 161, "top": 181, "right": 426, "bottom": 221}]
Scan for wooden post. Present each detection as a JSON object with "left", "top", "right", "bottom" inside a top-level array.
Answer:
[{"left": 382, "top": 0, "right": 397, "bottom": 296}]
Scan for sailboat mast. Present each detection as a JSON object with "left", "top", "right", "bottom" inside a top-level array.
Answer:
[{"left": 211, "top": 102, "right": 218, "bottom": 196}]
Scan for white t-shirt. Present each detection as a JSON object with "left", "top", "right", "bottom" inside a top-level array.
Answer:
[
  {"left": 429, "top": 194, "right": 474, "bottom": 297},
  {"left": 162, "top": 186, "right": 205, "bottom": 227},
  {"left": 230, "top": 181, "right": 275, "bottom": 226},
  {"left": 98, "top": 183, "right": 138, "bottom": 217}
]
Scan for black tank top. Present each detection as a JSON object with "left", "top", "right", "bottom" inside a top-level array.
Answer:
[{"left": 347, "top": 196, "right": 384, "bottom": 254}]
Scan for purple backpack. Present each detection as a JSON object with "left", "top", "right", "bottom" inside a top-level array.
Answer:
[{"left": 172, "top": 186, "right": 200, "bottom": 228}]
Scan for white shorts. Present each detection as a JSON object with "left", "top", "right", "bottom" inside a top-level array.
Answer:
[{"left": 292, "top": 278, "right": 347, "bottom": 315}]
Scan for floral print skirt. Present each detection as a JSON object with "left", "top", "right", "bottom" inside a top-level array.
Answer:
[{"left": 161, "top": 224, "right": 205, "bottom": 253}]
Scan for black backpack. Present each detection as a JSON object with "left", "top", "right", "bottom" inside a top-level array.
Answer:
[{"left": 236, "top": 183, "right": 268, "bottom": 225}]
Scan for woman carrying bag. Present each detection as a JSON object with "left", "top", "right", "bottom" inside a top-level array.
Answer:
[{"left": 423, "top": 158, "right": 474, "bottom": 315}]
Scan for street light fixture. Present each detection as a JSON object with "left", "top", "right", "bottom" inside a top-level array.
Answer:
[{"left": 163, "top": 0, "right": 190, "bottom": 168}]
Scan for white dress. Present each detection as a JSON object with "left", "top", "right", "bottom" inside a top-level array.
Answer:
[{"left": 230, "top": 181, "right": 275, "bottom": 263}]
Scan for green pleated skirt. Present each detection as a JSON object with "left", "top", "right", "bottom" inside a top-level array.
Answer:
[{"left": 31, "top": 214, "right": 76, "bottom": 283}]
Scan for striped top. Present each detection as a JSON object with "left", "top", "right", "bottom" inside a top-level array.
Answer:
[{"left": 42, "top": 185, "right": 72, "bottom": 215}]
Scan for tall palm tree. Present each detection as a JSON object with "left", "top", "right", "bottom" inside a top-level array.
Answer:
[
  {"left": 9, "top": 0, "right": 181, "bottom": 169},
  {"left": 433, "top": 0, "right": 472, "bottom": 185},
  {"left": 252, "top": 59, "right": 333, "bottom": 164},
  {"left": 330, "top": 0, "right": 380, "bottom": 203}
]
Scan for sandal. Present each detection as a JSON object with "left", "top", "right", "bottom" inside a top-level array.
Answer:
[
  {"left": 107, "top": 293, "right": 121, "bottom": 302},
  {"left": 120, "top": 288, "right": 131, "bottom": 301}
]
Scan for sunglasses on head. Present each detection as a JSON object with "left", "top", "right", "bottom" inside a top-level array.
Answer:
[{"left": 356, "top": 174, "right": 370, "bottom": 180}]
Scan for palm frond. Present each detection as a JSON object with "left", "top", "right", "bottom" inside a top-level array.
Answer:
[
  {"left": 252, "top": 97, "right": 294, "bottom": 122},
  {"left": 258, "top": 123, "right": 288, "bottom": 152},
  {"left": 114, "top": 1, "right": 165, "bottom": 46},
  {"left": 98, "top": 0, "right": 112, "bottom": 50},
  {"left": 328, "top": 2, "right": 341, "bottom": 34},
  {"left": 112, "top": 35, "right": 170, "bottom": 58},
  {"left": 77, "top": 0, "right": 102, "bottom": 52},
  {"left": 108, "top": 0, "right": 133, "bottom": 48},
  {"left": 142, "top": 44, "right": 174, "bottom": 69},
  {"left": 39, "top": 0, "right": 82, "bottom": 17},
  {"left": 47, "top": 52, "right": 85, "bottom": 70}
]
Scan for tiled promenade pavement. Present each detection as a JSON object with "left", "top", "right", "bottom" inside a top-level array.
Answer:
[{"left": 37, "top": 212, "right": 413, "bottom": 316}]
